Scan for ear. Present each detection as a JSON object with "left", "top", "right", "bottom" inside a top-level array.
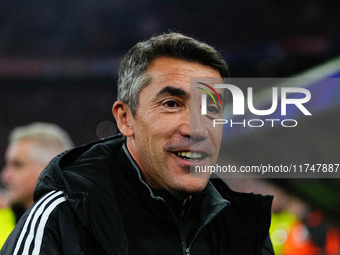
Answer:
[{"left": 112, "top": 101, "right": 134, "bottom": 137}]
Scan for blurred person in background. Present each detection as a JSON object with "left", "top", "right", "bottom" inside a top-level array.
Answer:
[
  {"left": 281, "top": 202, "right": 340, "bottom": 255},
  {"left": 0, "top": 122, "right": 73, "bottom": 248},
  {"left": 0, "top": 192, "right": 15, "bottom": 249},
  {"left": 268, "top": 184, "right": 340, "bottom": 255}
]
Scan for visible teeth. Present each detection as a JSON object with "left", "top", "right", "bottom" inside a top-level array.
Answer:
[{"left": 176, "top": 152, "right": 202, "bottom": 160}]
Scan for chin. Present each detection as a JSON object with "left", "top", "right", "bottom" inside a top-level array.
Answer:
[{"left": 172, "top": 178, "right": 209, "bottom": 197}]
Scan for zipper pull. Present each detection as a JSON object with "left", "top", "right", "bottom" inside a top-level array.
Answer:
[{"left": 185, "top": 247, "right": 190, "bottom": 255}]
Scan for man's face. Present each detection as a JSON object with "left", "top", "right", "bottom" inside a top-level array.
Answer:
[
  {"left": 126, "top": 57, "right": 223, "bottom": 200},
  {"left": 1, "top": 139, "right": 43, "bottom": 209}
]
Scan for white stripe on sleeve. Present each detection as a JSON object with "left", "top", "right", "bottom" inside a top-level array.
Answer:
[
  {"left": 14, "top": 191, "right": 65, "bottom": 255},
  {"left": 13, "top": 190, "right": 57, "bottom": 255},
  {"left": 32, "top": 196, "right": 66, "bottom": 255}
]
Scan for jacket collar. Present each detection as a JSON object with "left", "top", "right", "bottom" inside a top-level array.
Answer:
[{"left": 120, "top": 143, "right": 230, "bottom": 226}]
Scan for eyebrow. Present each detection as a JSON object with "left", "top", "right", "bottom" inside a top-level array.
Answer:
[
  {"left": 155, "top": 86, "right": 188, "bottom": 98},
  {"left": 217, "top": 93, "right": 225, "bottom": 105},
  {"left": 204, "top": 91, "right": 225, "bottom": 105}
]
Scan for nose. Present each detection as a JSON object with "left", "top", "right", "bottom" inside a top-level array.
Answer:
[{"left": 178, "top": 110, "right": 208, "bottom": 142}]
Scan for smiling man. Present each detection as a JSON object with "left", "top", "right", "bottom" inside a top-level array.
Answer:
[
  {"left": 1, "top": 33, "right": 273, "bottom": 255},
  {"left": 113, "top": 57, "right": 223, "bottom": 201}
]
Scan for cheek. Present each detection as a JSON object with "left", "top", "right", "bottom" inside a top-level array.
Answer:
[
  {"left": 214, "top": 128, "right": 223, "bottom": 147},
  {"left": 208, "top": 126, "right": 223, "bottom": 146},
  {"left": 20, "top": 175, "right": 38, "bottom": 195},
  {"left": 19, "top": 168, "right": 39, "bottom": 185},
  {"left": 136, "top": 116, "right": 175, "bottom": 143},
  {"left": 15, "top": 172, "right": 30, "bottom": 188}
]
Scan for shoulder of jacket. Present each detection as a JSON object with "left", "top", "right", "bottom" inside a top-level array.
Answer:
[
  {"left": 34, "top": 135, "right": 124, "bottom": 200},
  {"left": 59, "top": 134, "right": 124, "bottom": 165},
  {"left": 1, "top": 191, "right": 68, "bottom": 255}
]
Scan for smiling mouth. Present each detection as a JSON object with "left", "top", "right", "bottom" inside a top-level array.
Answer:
[{"left": 175, "top": 151, "right": 206, "bottom": 161}]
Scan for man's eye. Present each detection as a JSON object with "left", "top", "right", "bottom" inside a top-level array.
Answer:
[
  {"left": 207, "top": 105, "right": 220, "bottom": 114},
  {"left": 164, "top": 100, "right": 178, "bottom": 108},
  {"left": 10, "top": 161, "right": 24, "bottom": 169}
]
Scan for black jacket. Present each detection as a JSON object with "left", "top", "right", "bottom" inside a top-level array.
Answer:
[{"left": 1, "top": 135, "right": 273, "bottom": 255}]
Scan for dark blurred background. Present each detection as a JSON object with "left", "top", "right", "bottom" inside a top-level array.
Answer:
[{"left": 0, "top": 0, "right": 340, "bottom": 228}]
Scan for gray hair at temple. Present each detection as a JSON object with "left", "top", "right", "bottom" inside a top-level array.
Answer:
[
  {"left": 9, "top": 122, "right": 74, "bottom": 166},
  {"left": 117, "top": 32, "right": 229, "bottom": 116}
]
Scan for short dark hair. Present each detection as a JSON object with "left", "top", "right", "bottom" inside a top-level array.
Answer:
[{"left": 117, "top": 32, "right": 229, "bottom": 115}]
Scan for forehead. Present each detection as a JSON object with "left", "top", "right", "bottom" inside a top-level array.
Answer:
[
  {"left": 145, "top": 57, "right": 222, "bottom": 90},
  {"left": 6, "top": 139, "right": 36, "bottom": 160}
]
